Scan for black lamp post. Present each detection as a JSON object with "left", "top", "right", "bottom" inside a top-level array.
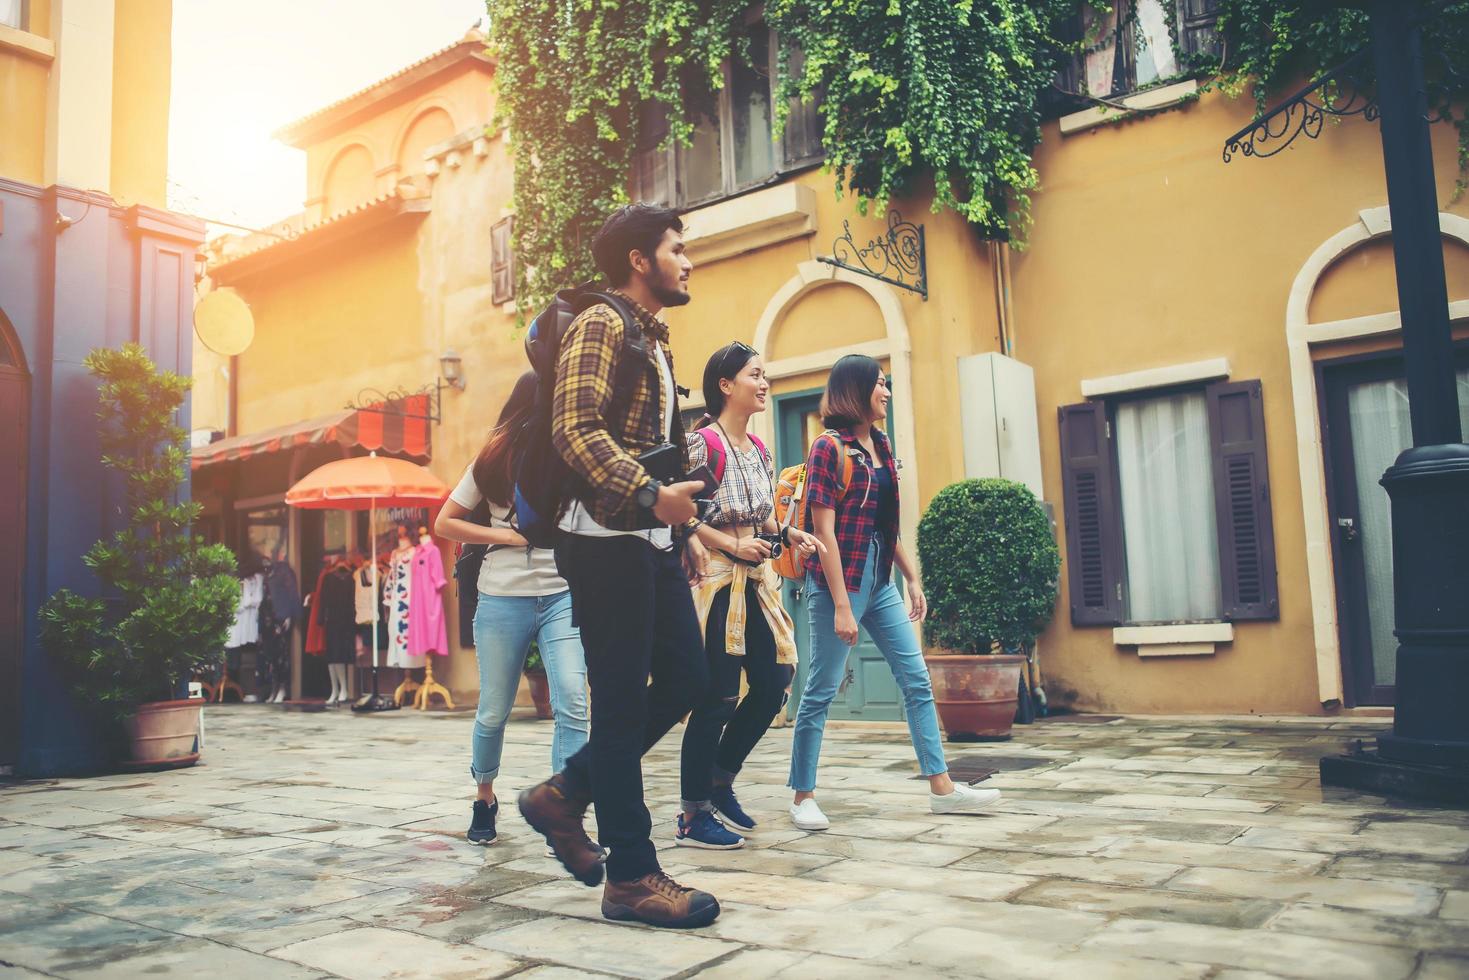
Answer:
[{"left": 1225, "top": 0, "right": 1469, "bottom": 802}]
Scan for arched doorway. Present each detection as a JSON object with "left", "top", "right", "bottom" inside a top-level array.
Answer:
[{"left": 0, "top": 310, "right": 28, "bottom": 768}]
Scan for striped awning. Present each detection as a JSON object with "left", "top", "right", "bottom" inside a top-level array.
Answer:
[{"left": 190, "top": 394, "right": 432, "bottom": 470}]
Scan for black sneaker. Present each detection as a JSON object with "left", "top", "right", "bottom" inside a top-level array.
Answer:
[
  {"left": 467, "top": 799, "right": 498, "bottom": 845},
  {"left": 709, "top": 786, "right": 756, "bottom": 834}
]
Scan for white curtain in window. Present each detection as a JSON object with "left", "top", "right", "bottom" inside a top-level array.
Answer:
[
  {"left": 0, "top": 0, "right": 22, "bottom": 28},
  {"left": 1133, "top": 0, "right": 1179, "bottom": 86},
  {"left": 1346, "top": 368, "right": 1469, "bottom": 688},
  {"left": 1115, "top": 392, "right": 1222, "bottom": 622}
]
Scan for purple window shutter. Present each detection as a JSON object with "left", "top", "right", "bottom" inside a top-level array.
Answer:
[
  {"left": 1058, "top": 402, "right": 1125, "bottom": 626},
  {"left": 1205, "top": 379, "right": 1279, "bottom": 620}
]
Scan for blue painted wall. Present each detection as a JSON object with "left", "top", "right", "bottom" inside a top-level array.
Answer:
[{"left": 2, "top": 178, "right": 204, "bottom": 777}]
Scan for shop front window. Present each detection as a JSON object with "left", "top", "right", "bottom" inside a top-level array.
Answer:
[
  {"left": 242, "top": 506, "right": 288, "bottom": 565},
  {"left": 1, "top": 0, "right": 25, "bottom": 30}
]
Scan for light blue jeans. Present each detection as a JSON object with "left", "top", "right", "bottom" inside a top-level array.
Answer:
[
  {"left": 789, "top": 541, "right": 948, "bottom": 792},
  {"left": 470, "top": 590, "right": 588, "bottom": 784}
]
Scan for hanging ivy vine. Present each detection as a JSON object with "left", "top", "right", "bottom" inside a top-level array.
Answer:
[{"left": 488, "top": 0, "right": 1469, "bottom": 315}]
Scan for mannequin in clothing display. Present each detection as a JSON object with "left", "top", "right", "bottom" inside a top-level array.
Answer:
[
  {"left": 407, "top": 527, "right": 449, "bottom": 659},
  {"left": 355, "top": 558, "right": 387, "bottom": 665},
  {"left": 259, "top": 550, "right": 301, "bottom": 704},
  {"left": 320, "top": 559, "right": 358, "bottom": 705},
  {"left": 384, "top": 527, "right": 421, "bottom": 670}
]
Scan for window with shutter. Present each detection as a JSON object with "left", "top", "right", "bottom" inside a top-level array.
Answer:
[
  {"left": 491, "top": 217, "right": 514, "bottom": 306},
  {"left": 1059, "top": 402, "right": 1125, "bottom": 625},
  {"left": 1205, "top": 379, "right": 1279, "bottom": 620},
  {"left": 1177, "top": 0, "right": 1224, "bottom": 64}
]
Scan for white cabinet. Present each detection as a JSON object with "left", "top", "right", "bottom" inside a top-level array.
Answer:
[{"left": 957, "top": 353, "right": 1044, "bottom": 498}]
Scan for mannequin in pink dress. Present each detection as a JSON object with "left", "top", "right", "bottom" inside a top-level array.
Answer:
[{"left": 407, "top": 527, "right": 449, "bottom": 658}]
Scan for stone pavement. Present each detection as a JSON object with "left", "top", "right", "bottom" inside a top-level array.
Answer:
[{"left": 2, "top": 706, "right": 1468, "bottom": 979}]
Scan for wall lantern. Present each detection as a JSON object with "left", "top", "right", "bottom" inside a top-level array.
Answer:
[{"left": 439, "top": 349, "right": 465, "bottom": 390}]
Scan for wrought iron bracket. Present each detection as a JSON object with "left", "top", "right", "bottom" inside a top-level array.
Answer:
[
  {"left": 817, "top": 210, "right": 928, "bottom": 300},
  {"left": 1223, "top": 49, "right": 1379, "bottom": 163},
  {"left": 345, "top": 380, "right": 443, "bottom": 424}
]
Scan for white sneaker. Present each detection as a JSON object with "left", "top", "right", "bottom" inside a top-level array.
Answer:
[
  {"left": 931, "top": 782, "right": 1002, "bottom": 815},
  {"left": 789, "top": 798, "right": 830, "bottom": 831}
]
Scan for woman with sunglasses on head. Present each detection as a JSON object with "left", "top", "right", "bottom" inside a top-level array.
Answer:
[
  {"left": 787, "top": 354, "right": 1000, "bottom": 832},
  {"left": 435, "top": 371, "right": 589, "bottom": 848},
  {"left": 674, "top": 341, "right": 823, "bottom": 850}
]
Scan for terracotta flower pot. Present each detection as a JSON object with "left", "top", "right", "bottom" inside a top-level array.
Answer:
[
  {"left": 526, "top": 670, "right": 553, "bottom": 720},
  {"left": 924, "top": 654, "right": 1025, "bottom": 740},
  {"left": 122, "top": 699, "right": 202, "bottom": 768}
]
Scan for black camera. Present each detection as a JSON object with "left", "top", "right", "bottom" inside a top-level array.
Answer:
[{"left": 755, "top": 529, "right": 787, "bottom": 560}]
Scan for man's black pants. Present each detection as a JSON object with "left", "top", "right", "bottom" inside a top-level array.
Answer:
[{"left": 555, "top": 533, "right": 708, "bottom": 882}]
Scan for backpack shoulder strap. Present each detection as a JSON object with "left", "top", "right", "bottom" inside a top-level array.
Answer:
[
  {"left": 748, "top": 432, "right": 769, "bottom": 465},
  {"left": 819, "top": 429, "right": 855, "bottom": 494},
  {"left": 696, "top": 427, "right": 727, "bottom": 483},
  {"left": 580, "top": 291, "right": 647, "bottom": 414}
]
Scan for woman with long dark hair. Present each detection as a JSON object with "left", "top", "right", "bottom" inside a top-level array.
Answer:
[
  {"left": 787, "top": 354, "right": 1000, "bottom": 831},
  {"left": 675, "top": 342, "right": 822, "bottom": 849},
  {"left": 436, "top": 371, "right": 588, "bottom": 846}
]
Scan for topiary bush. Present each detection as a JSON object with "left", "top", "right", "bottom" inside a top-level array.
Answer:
[
  {"left": 917, "top": 478, "right": 1060, "bottom": 654},
  {"left": 39, "top": 343, "right": 239, "bottom": 723}
]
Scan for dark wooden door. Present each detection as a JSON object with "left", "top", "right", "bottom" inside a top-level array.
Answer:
[
  {"left": 0, "top": 336, "right": 28, "bottom": 768},
  {"left": 1322, "top": 350, "right": 1469, "bottom": 706}
]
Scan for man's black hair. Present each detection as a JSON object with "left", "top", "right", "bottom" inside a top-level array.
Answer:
[{"left": 591, "top": 203, "right": 684, "bottom": 286}]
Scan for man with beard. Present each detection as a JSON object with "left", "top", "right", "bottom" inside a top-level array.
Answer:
[{"left": 518, "top": 204, "right": 720, "bottom": 929}]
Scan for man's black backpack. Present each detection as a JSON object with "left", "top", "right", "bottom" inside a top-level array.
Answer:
[{"left": 513, "top": 283, "right": 646, "bottom": 549}]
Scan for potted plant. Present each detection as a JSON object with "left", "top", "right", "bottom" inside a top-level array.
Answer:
[
  {"left": 523, "top": 643, "right": 552, "bottom": 720},
  {"left": 39, "top": 344, "right": 239, "bottom": 769},
  {"left": 917, "top": 478, "right": 1060, "bottom": 740}
]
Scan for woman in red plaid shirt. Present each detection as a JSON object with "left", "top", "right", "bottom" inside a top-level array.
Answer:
[{"left": 788, "top": 354, "right": 1003, "bottom": 831}]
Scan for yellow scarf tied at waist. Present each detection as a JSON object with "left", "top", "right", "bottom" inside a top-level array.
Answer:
[{"left": 692, "top": 554, "right": 798, "bottom": 666}]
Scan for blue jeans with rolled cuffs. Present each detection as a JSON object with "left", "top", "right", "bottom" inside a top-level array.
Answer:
[
  {"left": 470, "top": 590, "right": 588, "bottom": 784},
  {"left": 789, "top": 539, "right": 948, "bottom": 792}
]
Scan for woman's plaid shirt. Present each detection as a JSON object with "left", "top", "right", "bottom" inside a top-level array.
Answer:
[
  {"left": 805, "top": 426, "right": 900, "bottom": 593},
  {"left": 551, "top": 290, "right": 688, "bottom": 531}
]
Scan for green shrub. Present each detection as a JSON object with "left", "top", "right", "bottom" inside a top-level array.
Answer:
[
  {"left": 917, "top": 479, "right": 1060, "bottom": 654},
  {"left": 39, "top": 343, "right": 238, "bottom": 722}
]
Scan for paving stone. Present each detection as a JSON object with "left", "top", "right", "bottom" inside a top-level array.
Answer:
[
  {"left": 1442, "top": 890, "right": 1469, "bottom": 921},
  {"left": 0, "top": 904, "right": 182, "bottom": 975},
  {"left": 1168, "top": 866, "right": 1441, "bottom": 915},
  {"left": 1234, "top": 826, "right": 1469, "bottom": 861},
  {"left": 774, "top": 834, "right": 978, "bottom": 867},
  {"left": 1267, "top": 902, "right": 1469, "bottom": 952},
  {"left": 810, "top": 857, "right": 1031, "bottom": 902},
  {"left": 892, "top": 927, "right": 1211, "bottom": 980},
  {"left": 65, "top": 938, "right": 330, "bottom": 978},
  {"left": 472, "top": 915, "right": 738, "bottom": 978},
  {"left": 1324, "top": 856, "right": 1469, "bottom": 891},
  {"left": 1010, "top": 879, "right": 1281, "bottom": 929},
  {"left": 272, "top": 926, "right": 523, "bottom": 979},
  {"left": 1082, "top": 918, "right": 1418, "bottom": 980},
  {"left": 1092, "top": 792, "right": 1275, "bottom": 813},
  {"left": 1099, "top": 837, "right": 1331, "bottom": 873},
  {"left": 1418, "top": 954, "right": 1469, "bottom": 980},
  {"left": 953, "top": 851, "right": 1185, "bottom": 887}
]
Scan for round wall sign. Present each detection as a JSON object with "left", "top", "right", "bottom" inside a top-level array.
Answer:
[{"left": 193, "top": 287, "right": 255, "bottom": 356}]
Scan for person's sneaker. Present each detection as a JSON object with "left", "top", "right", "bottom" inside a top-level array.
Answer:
[
  {"left": 602, "top": 871, "right": 721, "bottom": 929},
  {"left": 931, "top": 782, "right": 1002, "bottom": 815},
  {"left": 675, "top": 811, "right": 745, "bottom": 850},
  {"left": 518, "top": 774, "right": 606, "bottom": 886},
  {"left": 788, "top": 798, "right": 830, "bottom": 831},
  {"left": 467, "top": 799, "right": 498, "bottom": 845},
  {"left": 709, "top": 786, "right": 756, "bottom": 834}
]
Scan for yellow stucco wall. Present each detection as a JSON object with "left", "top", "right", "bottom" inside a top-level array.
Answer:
[
  {"left": 0, "top": 0, "right": 54, "bottom": 185},
  {"left": 1, "top": 0, "right": 170, "bottom": 202},
  {"left": 109, "top": 0, "right": 170, "bottom": 209},
  {"left": 301, "top": 64, "right": 494, "bottom": 222},
  {"left": 1014, "top": 88, "right": 1469, "bottom": 715}
]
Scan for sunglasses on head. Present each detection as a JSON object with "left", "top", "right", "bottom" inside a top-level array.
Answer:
[{"left": 718, "top": 341, "right": 758, "bottom": 375}]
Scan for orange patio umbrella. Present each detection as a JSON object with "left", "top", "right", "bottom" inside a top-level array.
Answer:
[{"left": 286, "top": 452, "right": 451, "bottom": 712}]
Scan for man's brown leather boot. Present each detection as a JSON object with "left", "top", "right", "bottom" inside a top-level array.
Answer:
[
  {"left": 517, "top": 774, "right": 605, "bottom": 886},
  {"left": 602, "top": 871, "right": 720, "bottom": 929}
]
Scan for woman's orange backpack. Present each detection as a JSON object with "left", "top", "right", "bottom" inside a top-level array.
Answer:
[{"left": 770, "top": 431, "right": 854, "bottom": 580}]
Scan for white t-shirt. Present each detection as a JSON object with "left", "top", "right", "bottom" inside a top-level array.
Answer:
[
  {"left": 558, "top": 341, "right": 676, "bottom": 550},
  {"left": 449, "top": 467, "right": 569, "bottom": 597}
]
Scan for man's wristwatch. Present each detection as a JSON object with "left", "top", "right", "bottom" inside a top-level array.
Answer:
[{"left": 635, "top": 479, "right": 662, "bottom": 512}]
